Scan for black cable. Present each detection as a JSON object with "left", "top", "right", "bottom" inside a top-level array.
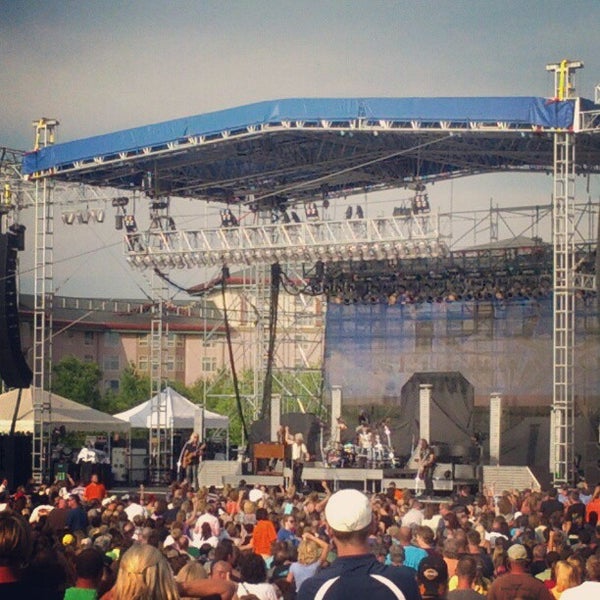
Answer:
[
  {"left": 220, "top": 267, "right": 249, "bottom": 443},
  {"left": 261, "top": 263, "right": 280, "bottom": 419}
]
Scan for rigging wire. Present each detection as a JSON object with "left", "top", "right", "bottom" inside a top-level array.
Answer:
[{"left": 220, "top": 266, "right": 249, "bottom": 444}]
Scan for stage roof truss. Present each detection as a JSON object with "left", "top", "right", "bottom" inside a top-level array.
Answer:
[{"left": 21, "top": 97, "right": 600, "bottom": 205}]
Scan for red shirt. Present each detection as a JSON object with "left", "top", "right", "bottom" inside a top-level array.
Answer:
[
  {"left": 84, "top": 482, "right": 106, "bottom": 502},
  {"left": 252, "top": 519, "right": 277, "bottom": 556}
]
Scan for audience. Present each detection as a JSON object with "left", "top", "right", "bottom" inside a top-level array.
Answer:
[{"left": 0, "top": 474, "right": 599, "bottom": 600}]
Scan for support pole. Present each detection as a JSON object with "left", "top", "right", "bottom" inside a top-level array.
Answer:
[
  {"left": 330, "top": 386, "right": 342, "bottom": 444},
  {"left": 489, "top": 393, "right": 502, "bottom": 467},
  {"left": 419, "top": 384, "right": 432, "bottom": 443}
]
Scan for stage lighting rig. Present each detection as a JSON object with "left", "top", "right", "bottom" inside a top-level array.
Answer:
[{"left": 124, "top": 209, "right": 447, "bottom": 271}]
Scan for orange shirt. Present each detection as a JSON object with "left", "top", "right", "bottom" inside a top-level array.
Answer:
[
  {"left": 585, "top": 498, "right": 600, "bottom": 522},
  {"left": 84, "top": 481, "right": 106, "bottom": 502},
  {"left": 252, "top": 519, "right": 277, "bottom": 556}
]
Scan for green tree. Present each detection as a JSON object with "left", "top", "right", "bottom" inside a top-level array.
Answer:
[
  {"left": 102, "top": 364, "right": 151, "bottom": 414},
  {"left": 51, "top": 356, "right": 102, "bottom": 409}
]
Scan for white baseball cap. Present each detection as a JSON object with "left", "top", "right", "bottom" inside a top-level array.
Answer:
[{"left": 325, "top": 489, "right": 372, "bottom": 532}]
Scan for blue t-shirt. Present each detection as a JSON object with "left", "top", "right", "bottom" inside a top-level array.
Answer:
[
  {"left": 298, "top": 554, "right": 421, "bottom": 600},
  {"left": 290, "top": 560, "right": 320, "bottom": 592},
  {"left": 277, "top": 527, "right": 300, "bottom": 547}
]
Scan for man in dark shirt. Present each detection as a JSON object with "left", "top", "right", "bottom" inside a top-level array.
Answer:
[
  {"left": 563, "top": 490, "right": 586, "bottom": 537},
  {"left": 44, "top": 496, "right": 70, "bottom": 535},
  {"left": 299, "top": 489, "right": 422, "bottom": 600},
  {"left": 539, "top": 488, "right": 564, "bottom": 520},
  {"left": 66, "top": 494, "right": 88, "bottom": 533}
]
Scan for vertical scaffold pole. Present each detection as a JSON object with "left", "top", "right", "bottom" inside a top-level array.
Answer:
[
  {"left": 32, "top": 118, "right": 59, "bottom": 484},
  {"left": 149, "top": 276, "right": 169, "bottom": 484},
  {"left": 545, "top": 60, "right": 583, "bottom": 486}
]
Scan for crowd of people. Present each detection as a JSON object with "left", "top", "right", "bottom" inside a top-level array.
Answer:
[{"left": 1, "top": 472, "right": 600, "bottom": 599}]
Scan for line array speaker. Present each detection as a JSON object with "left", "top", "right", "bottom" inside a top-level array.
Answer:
[{"left": 0, "top": 232, "right": 33, "bottom": 389}]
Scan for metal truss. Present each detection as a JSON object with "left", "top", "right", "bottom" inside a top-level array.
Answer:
[{"left": 123, "top": 212, "right": 447, "bottom": 269}]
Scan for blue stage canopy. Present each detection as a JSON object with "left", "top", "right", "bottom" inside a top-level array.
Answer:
[{"left": 22, "top": 97, "right": 574, "bottom": 176}]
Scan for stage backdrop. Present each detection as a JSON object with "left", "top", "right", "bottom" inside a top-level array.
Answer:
[{"left": 323, "top": 296, "right": 600, "bottom": 463}]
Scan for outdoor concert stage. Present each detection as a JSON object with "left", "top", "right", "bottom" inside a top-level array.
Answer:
[{"left": 221, "top": 461, "right": 480, "bottom": 494}]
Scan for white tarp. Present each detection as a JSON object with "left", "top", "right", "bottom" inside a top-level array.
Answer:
[
  {"left": 0, "top": 388, "right": 131, "bottom": 433},
  {"left": 114, "top": 387, "right": 229, "bottom": 430}
]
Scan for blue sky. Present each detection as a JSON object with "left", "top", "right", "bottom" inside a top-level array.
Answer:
[{"left": 2, "top": 0, "right": 599, "bottom": 297}]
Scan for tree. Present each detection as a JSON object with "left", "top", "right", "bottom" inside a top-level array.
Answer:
[
  {"left": 51, "top": 356, "right": 102, "bottom": 409},
  {"left": 102, "top": 364, "right": 151, "bottom": 414}
]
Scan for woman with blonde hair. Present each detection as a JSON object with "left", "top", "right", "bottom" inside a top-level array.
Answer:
[
  {"left": 176, "top": 560, "right": 207, "bottom": 600},
  {"left": 552, "top": 560, "right": 581, "bottom": 599},
  {"left": 286, "top": 531, "right": 329, "bottom": 593},
  {"left": 103, "top": 544, "right": 179, "bottom": 600}
]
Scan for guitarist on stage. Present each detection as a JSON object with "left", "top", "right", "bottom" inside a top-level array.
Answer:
[
  {"left": 414, "top": 438, "right": 436, "bottom": 496},
  {"left": 178, "top": 432, "right": 205, "bottom": 490}
]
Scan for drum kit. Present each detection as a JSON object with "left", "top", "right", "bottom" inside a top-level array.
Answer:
[{"left": 324, "top": 440, "right": 397, "bottom": 468}]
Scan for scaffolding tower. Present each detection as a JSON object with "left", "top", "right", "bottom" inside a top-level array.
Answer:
[{"left": 32, "top": 118, "right": 59, "bottom": 483}]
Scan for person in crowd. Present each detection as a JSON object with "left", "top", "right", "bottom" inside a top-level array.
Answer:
[
  {"left": 584, "top": 485, "right": 600, "bottom": 523},
  {"left": 248, "top": 507, "right": 278, "bottom": 558},
  {"left": 298, "top": 488, "right": 421, "bottom": 600},
  {"left": 84, "top": 474, "right": 107, "bottom": 504},
  {"left": 397, "top": 525, "right": 429, "bottom": 572},
  {"left": 101, "top": 543, "right": 179, "bottom": 600},
  {"left": 389, "top": 544, "right": 406, "bottom": 567},
  {"left": 0, "top": 510, "right": 34, "bottom": 598},
  {"left": 64, "top": 547, "right": 105, "bottom": 600},
  {"left": 418, "top": 553, "right": 449, "bottom": 599},
  {"left": 560, "top": 553, "right": 600, "bottom": 599},
  {"left": 66, "top": 494, "right": 89, "bottom": 534},
  {"left": 277, "top": 514, "right": 300, "bottom": 548},
  {"left": 447, "top": 556, "right": 485, "bottom": 599},
  {"left": 551, "top": 560, "right": 581, "bottom": 599},
  {"left": 286, "top": 530, "right": 329, "bottom": 593},
  {"left": 236, "top": 551, "right": 279, "bottom": 600},
  {"left": 487, "top": 544, "right": 553, "bottom": 600}
]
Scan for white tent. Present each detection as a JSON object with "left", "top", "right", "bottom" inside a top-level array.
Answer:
[
  {"left": 114, "top": 387, "right": 229, "bottom": 431},
  {"left": 0, "top": 388, "right": 131, "bottom": 433},
  {"left": 114, "top": 387, "right": 230, "bottom": 464}
]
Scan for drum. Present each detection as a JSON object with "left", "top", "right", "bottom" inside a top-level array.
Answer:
[
  {"left": 326, "top": 448, "right": 342, "bottom": 467},
  {"left": 343, "top": 443, "right": 356, "bottom": 466}
]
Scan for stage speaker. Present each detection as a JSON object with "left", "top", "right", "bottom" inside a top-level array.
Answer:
[{"left": 0, "top": 232, "right": 33, "bottom": 389}]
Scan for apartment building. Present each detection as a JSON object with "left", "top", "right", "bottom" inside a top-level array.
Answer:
[{"left": 18, "top": 272, "right": 325, "bottom": 391}]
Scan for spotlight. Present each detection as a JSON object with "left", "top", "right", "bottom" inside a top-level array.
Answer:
[
  {"left": 77, "top": 210, "right": 90, "bottom": 224},
  {"left": 305, "top": 202, "right": 319, "bottom": 220},
  {"left": 94, "top": 209, "right": 105, "bottom": 223},
  {"left": 111, "top": 196, "right": 129, "bottom": 208},
  {"left": 62, "top": 211, "right": 75, "bottom": 225}
]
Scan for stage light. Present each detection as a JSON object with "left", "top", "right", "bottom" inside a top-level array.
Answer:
[
  {"left": 111, "top": 196, "right": 129, "bottom": 208},
  {"left": 62, "top": 211, "right": 75, "bottom": 225},
  {"left": 123, "top": 214, "right": 138, "bottom": 233},
  {"left": 77, "top": 210, "right": 90, "bottom": 224},
  {"left": 89, "top": 208, "right": 105, "bottom": 223}
]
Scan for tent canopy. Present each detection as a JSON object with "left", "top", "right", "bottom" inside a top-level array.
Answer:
[
  {"left": 0, "top": 388, "right": 131, "bottom": 433},
  {"left": 114, "top": 387, "right": 229, "bottom": 430}
]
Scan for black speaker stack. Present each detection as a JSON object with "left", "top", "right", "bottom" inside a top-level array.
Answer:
[{"left": 0, "top": 227, "right": 32, "bottom": 389}]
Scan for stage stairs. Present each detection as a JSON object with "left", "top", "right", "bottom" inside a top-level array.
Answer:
[
  {"left": 198, "top": 460, "right": 241, "bottom": 488},
  {"left": 481, "top": 465, "right": 543, "bottom": 492}
]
